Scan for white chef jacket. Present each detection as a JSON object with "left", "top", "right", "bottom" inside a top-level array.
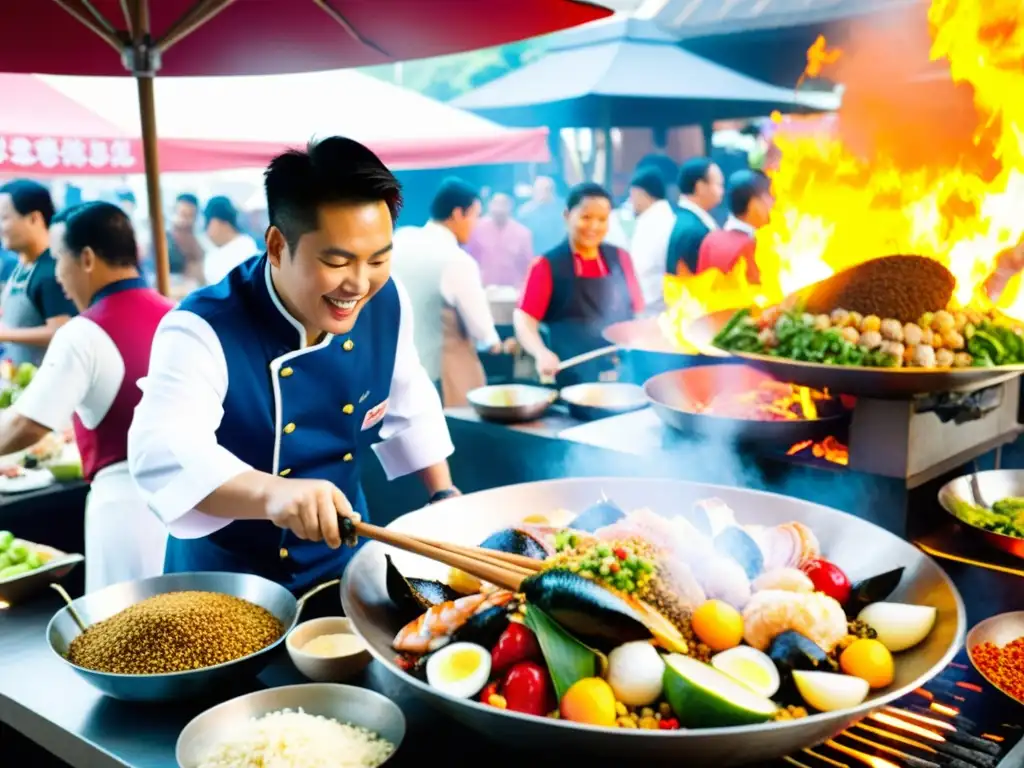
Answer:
[
  {"left": 203, "top": 233, "right": 260, "bottom": 285},
  {"left": 127, "top": 276, "right": 454, "bottom": 539},
  {"left": 630, "top": 199, "right": 677, "bottom": 307},
  {"left": 13, "top": 316, "right": 167, "bottom": 592}
]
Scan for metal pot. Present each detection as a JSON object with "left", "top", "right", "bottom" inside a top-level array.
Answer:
[
  {"left": 466, "top": 384, "right": 557, "bottom": 424},
  {"left": 341, "top": 477, "right": 965, "bottom": 766},
  {"left": 46, "top": 571, "right": 337, "bottom": 702}
]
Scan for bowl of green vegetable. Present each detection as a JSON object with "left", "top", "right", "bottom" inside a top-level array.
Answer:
[
  {"left": 938, "top": 469, "right": 1024, "bottom": 560},
  {"left": 0, "top": 530, "right": 84, "bottom": 604}
]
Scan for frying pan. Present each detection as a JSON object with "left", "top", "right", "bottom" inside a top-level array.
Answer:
[
  {"left": 686, "top": 309, "right": 1024, "bottom": 399},
  {"left": 644, "top": 364, "right": 849, "bottom": 444},
  {"left": 937, "top": 469, "right": 1024, "bottom": 561}
]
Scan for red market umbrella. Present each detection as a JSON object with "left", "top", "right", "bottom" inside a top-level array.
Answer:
[
  {"left": 0, "top": 0, "right": 609, "bottom": 295},
  {"left": 1, "top": 72, "right": 549, "bottom": 176}
]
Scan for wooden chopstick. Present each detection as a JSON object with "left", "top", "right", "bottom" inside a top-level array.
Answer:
[
  {"left": 354, "top": 522, "right": 527, "bottom": 592},
  {"left": 414, "top": 537, "right": 544, "bottom": 572}
]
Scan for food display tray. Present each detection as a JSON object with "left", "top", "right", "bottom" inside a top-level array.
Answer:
[
  {"left": 685, "top": 310, "right": 1024, "bottom": 399},
  {"left": 0, "top": 541, "right": 83, "bottom": 605}
]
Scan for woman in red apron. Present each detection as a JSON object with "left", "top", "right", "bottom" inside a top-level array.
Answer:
[{"left": 513, "top": 182, "right": 645, "bottom": 387}]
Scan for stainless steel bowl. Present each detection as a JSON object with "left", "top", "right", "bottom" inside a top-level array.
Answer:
[
  {"left": 966, "top": 611, "right": 1024, "bottom": 707},
  {"left": 176, "top": 683, "right": 406, "bottom": 768},
  {"left": 686, "top": 309, "right": 1024, "bottom": 399},
  {"left": 467, "top": 384, "right": 557, "bottom": 423},
  {"left": 560, "top": 382, "right": 648, "bottom": 421},
  {"left": 341, "top": 478, "right": 965, "bottom": 766},
  {"left": 47, "top": 571, "right": 301, "bottom": 702},
  {"left": 938, "top": 469, "right": 1024, "bottom": 560}
]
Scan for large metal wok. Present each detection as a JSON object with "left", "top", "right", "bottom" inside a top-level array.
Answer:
[
  {"left": 687, "top": 309, "right": 1024, "bottom": 399},
  {"left": 47, "top": 571, "right": 337, "bottom": 701},
  {"left": 644, "top": 364, "right": 849, "bottom": 445},
  {"left": 341, "top": 478, "right": 965, "bottom": 766}
]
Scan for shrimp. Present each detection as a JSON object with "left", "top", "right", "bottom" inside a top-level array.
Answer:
[{"left": 392, "top": 590, "right": 513, "bottom": 654}]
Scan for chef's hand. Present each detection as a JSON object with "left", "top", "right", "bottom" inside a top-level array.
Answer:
[
  {"left": 534, "top": 348, "right": 561, "bottom": 378},
  {"left": 264, "top": 477, "right": 361, "bottom": 549}
]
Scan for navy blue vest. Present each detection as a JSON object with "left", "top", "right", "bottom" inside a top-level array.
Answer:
[
  {"left": 163, "top": 255, "right": 400, "bottom": 593},
  {"left": 544, "top": 240, "right": 633, "bottom": 386}
]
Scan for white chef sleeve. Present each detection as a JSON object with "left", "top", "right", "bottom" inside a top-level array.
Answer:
[
  {"left": 127, "top": 311, "right": 253, "bottom": 539},
  {"left": 441, "top": 255, "right": 501, "bottom": 348},
  {"left": 373, "top": 278, "right": 455, "bottom": 480},
  {"left": 10, "top": 317, "right": 98, "bottom": 431}
]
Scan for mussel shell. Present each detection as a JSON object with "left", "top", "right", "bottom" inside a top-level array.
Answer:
[
  {"left": 521, "top": 569, "right": 650, "bottom": 651},
  {"left": 714, "top": 527, "right": 764, "bottom": 580},
  {"left": 768, "top": 630, "right": 829, "bottom": 679},
  {"left": 845, "top": 567, "right": 905, "bottom": 617},
  {"left": 570, "top": 499, "right": 626, "bottom": 533},
  {"left": 480, "top": 528, "right": 548, "bottom": 560},
  {"left": 452, "top": 603, "right": 511, "bottom": 649},
  {"left": 385, "top": 554, "right": 461, "bottom": 620}
]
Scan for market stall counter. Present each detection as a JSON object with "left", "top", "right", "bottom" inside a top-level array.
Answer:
[{"left": 0, "top": 561, "right": 1020, "bottom": 768}]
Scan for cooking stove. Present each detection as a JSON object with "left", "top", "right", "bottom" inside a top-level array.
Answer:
[{"left": 767, "top": 653, "right": 1023, "bottom": 768}]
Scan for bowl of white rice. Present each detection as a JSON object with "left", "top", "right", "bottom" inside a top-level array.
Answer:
[{"left": 176, "top": 683, "right": 404, "bottom": 768}]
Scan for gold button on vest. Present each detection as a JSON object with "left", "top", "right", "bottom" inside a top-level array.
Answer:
[
  {"left": 342, "top": 404, "right": 354, "bottom": 415},
  {"left": 279, "top": 468, "right": 292, "bottom": 477},
  {"left": 343, "top": 452, "right": 353, "bottom": 462},
  {"left": 283, "top": 422, "right": 296, "bottom": 434},
  {"left": 279, "top": 547, "right": 289, "bottom": 559},
  {"left": 342, "top": 339, "right": 355, "bottom": 351},
  {"left": 280, "top": 367, "right": 294, "bottom": 377}
]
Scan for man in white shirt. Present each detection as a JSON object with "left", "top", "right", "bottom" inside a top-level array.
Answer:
[
  {"left": 201, "top": 196, "right": 259, "bottom": 285},
  {"left": 626, "top": 168, "right": 676, "bottom": 309},
  {"left": 391, "top": 178, "right": 505, "bottom": 407},
  {"left": 128, "top": 137, "right": 458, "bottom": 594}
]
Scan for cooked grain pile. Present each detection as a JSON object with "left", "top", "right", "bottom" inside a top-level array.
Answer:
[
  {"left": 67, "top": 591, "right": 284, "bottom": 674},
  {"left": 803, "top": 255, "right": 956, "bottom": 323}
]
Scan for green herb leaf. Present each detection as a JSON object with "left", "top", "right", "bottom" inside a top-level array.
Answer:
[{"left": 522, "top": 604, "right": 600, "bottom": 701}]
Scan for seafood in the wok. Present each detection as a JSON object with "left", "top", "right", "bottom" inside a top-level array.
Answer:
[{"left": 386, "top": 498, "right": 937, "bottom": 730}]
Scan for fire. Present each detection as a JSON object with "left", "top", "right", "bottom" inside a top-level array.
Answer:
[
  {"left": 786, "top": 436, "right": 848, "bottom": 466},
  {"left": 663, "top": 0, "right": 1024, "bottom": 348}
]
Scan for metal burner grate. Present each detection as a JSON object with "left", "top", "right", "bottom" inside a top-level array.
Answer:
[{"left": 769, "top": 655, "right": 1023, "bottom": 768}]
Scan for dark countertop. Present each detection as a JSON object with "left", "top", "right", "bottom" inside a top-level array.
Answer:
[{"left": 1, "top": 558, "right": 1021, "bottom": 768}]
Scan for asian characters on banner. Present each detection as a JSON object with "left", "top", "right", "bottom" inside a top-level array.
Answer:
[{"left": 0, "top": 136, "right": 136, "bottom": 170}]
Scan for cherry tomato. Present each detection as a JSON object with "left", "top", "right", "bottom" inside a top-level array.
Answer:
[
  {"left": 800, "top": 558, "right": 851, "bottom": 604},
  {"left": 491, "top": 622, "right": 541, "bottom": 674},
  {"left": 501, "top": 661, "right": 554, "bottom": 717}
]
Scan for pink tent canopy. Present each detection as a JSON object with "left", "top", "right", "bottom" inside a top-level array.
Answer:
[{"left": 0, "top": 72, "right": 548, "bottom": 176}]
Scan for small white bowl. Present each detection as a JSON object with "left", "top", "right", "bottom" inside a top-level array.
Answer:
[{"left": 286, "top": 617, "right": 372, "bottom": 683}]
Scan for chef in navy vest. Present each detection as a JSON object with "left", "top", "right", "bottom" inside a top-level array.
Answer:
[
  {"left": 0, "top": 202, "right": 171, "bottom": 592},
  {"left": 513, "top": 182, "right": 646, "bottom": 387},
  {"left": 128, "top": 138, "right": 458, "bottom": 593}
]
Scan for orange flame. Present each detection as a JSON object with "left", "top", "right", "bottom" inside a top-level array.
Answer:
[{"left": 663, "top": 1, "right": 1024, "bottom": 347}]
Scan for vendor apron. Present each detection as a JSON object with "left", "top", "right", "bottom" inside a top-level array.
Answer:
[
  {"left": 542, "top": 240, "right": 633, "bottom": 387},
  {"left": 440, "top": 304, "right": 485, "bottom": 407},
  {"left": 0, "top": 261, "right": 45, "bottom": 366},
  {"left": 85, "top": 462, "right": 168, "bottom": 593}
]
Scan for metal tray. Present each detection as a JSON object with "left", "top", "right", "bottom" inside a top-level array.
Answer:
[
  {"left": 686, "top": 309, "right": 1024, "bottom": 399},
  {"left": 644, "top": 364, "right": 849, "bottom": 445},
  {"left": 0, "top": 541, "right": 83, "bottom": 605},
  {"left": 341, "top": 477, "right": 964, "bottom": 766},
  {"left": 937, "top": 469, "right": 1024, "bottom": 561}
]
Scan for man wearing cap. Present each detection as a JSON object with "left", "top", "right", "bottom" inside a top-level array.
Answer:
[
  {"left": 202, "top": 195, "right": 259, "bottom": 285},
  {"left": 128, "top": 138, "right": 458, "bottom": 593}
]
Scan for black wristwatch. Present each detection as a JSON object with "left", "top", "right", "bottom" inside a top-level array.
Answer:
[{"left": 428, "top": 488, "right": 460, "bottom": 505}]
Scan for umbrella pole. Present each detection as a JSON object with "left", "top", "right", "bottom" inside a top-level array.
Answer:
[{"left": 136, "top": 75, "right": 170, "bottom": 297}]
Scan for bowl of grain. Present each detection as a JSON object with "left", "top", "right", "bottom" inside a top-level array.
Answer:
[
  {"left": 287, "top": 616, "right": 372, "bottom": 683},
  {"left": 176, "top": 683, "right": 403, "bottom": 768},
  {"left": 47, "top": 571, "right": 302, "bottom": 702}
]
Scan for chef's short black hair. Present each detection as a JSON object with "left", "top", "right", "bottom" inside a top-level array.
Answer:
[
  {"left": 727, "top": 169, "right": 772, "bottom": 217},
  {"left": 176, "top": 193, "right": 199, "bottom": 208},
  {"left": 264, "top": 137, "right": 403, "bottom": 252},
  {"left": 678, "top": 158, "right": 717, "bottom": 196},
  {"left": 57, "top": 201, "right": 139, "bottom": 268},
  {"left": 0, "top": 180, "right": 55, "bottom": 227},
  {"left": 204, "top": 196, "right": 240, "bottom": 230},
  {"left": 430, "top": 178, "right": 479, "bottom": 221},
  {"left": 565, "top": 182, "right": 612, "bottom": 211}
]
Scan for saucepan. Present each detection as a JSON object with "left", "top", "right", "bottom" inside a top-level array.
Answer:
[{"left": 46, "top": 571, "right": 339, "bottom": 701}]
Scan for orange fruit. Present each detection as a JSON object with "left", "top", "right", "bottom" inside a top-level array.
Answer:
[
  {"left": 559, "top": 677, "right": 617, "bottom": 726},
  {"left": 691, "top": 599, "right": 744, "bottom": 652},
  {"left": 840, "top": 638, "right": 895, "bottom": 689}
]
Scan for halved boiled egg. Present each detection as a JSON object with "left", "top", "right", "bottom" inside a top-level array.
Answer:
[
  {"left": 710, "top": 646, "right": 780, "bottom": 698},
  {"left": 425, "top": 642, "right": 491, "bottom": 699}
]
